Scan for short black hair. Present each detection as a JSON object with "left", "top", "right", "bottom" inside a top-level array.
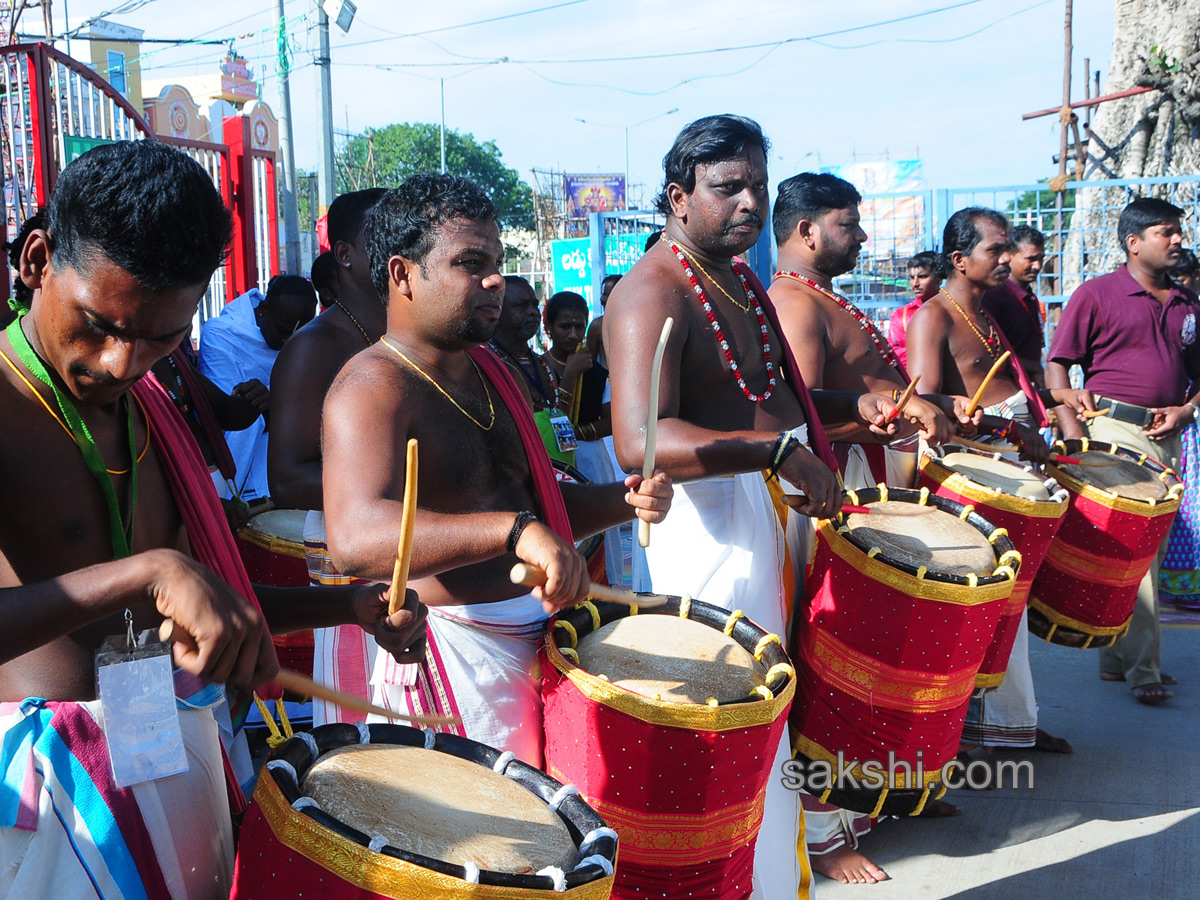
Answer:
[
  {"left": 49, "top": 140, "right": 231, "bottom": 292},
  {"left": 1174, "top": 248, "right": 1199, "bottom": 278},
  {"left": 937, "top": 207, "right": 1010, "bottom": 279},
  {"left": 265, "top": 274, "right": 316, "bottom": 309},
  {"left": 655, "top": 115, "right": 770, "bottom": 216},
  {"left": 772, "top": 172, "right": 862, "bottom": 246},
  {"left": 310, "top": 251, "right": 338, "bottom": 298},
  {"left": 503, "top": 274, "right": 535, "bottom": 299},
  {"left": 601, "top": 273, "right": 622, "bottom": 289},
  {"left": 544, "top": 290, "right": 588, "bottom": 327},
  {"left": 907, "top": 250, "right": 939, "bottom": 271},
  {"left": 327, "top": 188, "right": 386, "bottom": 249},
  {"left": 6, "top": 209, "right": 47, "bottom": 312},
  {"left": 1118, "top": 197, "right": 1184, "bottom": 254},
  {"left": 367, "top": 174, "right": 496, "bottom": 302},
  {"left": 1011, "top": 224, "right": 1045, "bottom": 250}
]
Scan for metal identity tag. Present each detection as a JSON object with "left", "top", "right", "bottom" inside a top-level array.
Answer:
[
  {"left": 549, "top": 414, "right": 578, "bottom": 453},
  {"left": 94, "top": 611, "right": 189, "bottom": 789}
]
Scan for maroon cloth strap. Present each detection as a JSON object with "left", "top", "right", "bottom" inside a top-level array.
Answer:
[
  {"left": 468, "top": 346, "right": 575, "bottom": 543},
  {"left": 169, "top": 346, "right": 237, "bottom": 482},
  {"left": 982, "top": 309, "right": 1049, "bottom": 428},
  {"left": 743, "top": 266, "right": 840, "bottom": 473}
]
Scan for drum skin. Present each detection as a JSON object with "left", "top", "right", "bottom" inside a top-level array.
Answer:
[
  {"left": 1030, "top": 439, "right": 1182, "bottom": 648},
  {"left": 231, "top": 723, "right": 617, "bottom": 900},
  {"left": 919, "top": 447, "right": 1068, "bottom": 689},
  {"left": 793, "top": 486, "right": 1019, "bottom": 817},
  {"left": 542, "top": 598, "right": 794, "bottom": 900}
]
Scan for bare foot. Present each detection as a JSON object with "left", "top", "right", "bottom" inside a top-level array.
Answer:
[{"left": 812, "top": 846, "right": 889, "bottom": 884}]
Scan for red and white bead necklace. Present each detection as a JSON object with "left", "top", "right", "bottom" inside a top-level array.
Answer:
[{"left": 774, "top": 270, "right": 904, "bottom": 372}]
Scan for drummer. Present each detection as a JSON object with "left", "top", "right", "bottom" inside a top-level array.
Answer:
[
  {"left": 906, "top": 206, "right": 1092, "bottom": 758},
  {"left": 319, "top": 173, "right": 671, "bottom": 767},
  {"left": 604, "top": 114, "right": 911, "bottom": 900}
]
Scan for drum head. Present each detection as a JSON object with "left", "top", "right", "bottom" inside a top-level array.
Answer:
[
  {"left": 1059, "top": 452, "right": 1169, "bottom": 501},
  {"left": 576, "top": 615, "right": 765, "bottom": 703},
  {"left": 246, "top": 508, "right": 308, "bottom": 542},
  {"left": 941, "top": 452, "right": 1050, "bottom": 500},
  {"left": 845, "top": 501, "right": 996, "bottom": 577},
  {"left": 303, "top": 744, "right": 578, "bottom": 874}
]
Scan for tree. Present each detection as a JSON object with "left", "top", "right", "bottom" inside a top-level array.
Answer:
[
  {"left": 335, "top": 123, "right": 535, "bottom": 231},
  {"left": 1007, "top": 181, "right": 1077, "bottom": 234}
]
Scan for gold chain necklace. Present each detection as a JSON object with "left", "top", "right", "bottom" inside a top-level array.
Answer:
[
  {"left": 680, "top": 249, "right": 752, "bottom": 312},
  {"left": 379, "top": 337, "right": 495, "bottom": 430},
  {"left": 331, "top": 299, "right": 373, "bottom": 345},
  {"left": 548, "top": 349, "right": 569, "bottom": 366},
  {"left": 940, "top": 287, "right": 1001, "bottom": 360}
]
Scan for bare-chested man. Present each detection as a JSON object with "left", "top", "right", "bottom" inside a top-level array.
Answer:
[
  {"left": 0, "top": 142, "right": 424, "bottom": 898},
  {"left": 268, "top": 189, "right": 387, "bottom": 725},
  {"left": 907, "top": 206, "right": 1091, "bottom": 762},
  {"left": 321, "top": 173, "right": 671, "bottom": 767},
  {"left": 605, "top": 114, "right": 904, "bottom": 900},
  {"left": 769, "top": 171, "right": 970, "bottom": 886}
]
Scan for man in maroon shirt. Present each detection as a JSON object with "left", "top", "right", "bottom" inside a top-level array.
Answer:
[
  {"left": 982, "top": 225, "right": 1046, "bottom": 387},
  {"left": 1047, "top": 197, "right": 1200, "bottom": 705}
]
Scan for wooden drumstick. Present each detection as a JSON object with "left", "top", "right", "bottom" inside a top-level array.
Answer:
[
  {"left": 639, "top": 317, "right": 674, "bottom": 549},
  {"left": 885, "top": 375, "right": 920, "bottom": 422},
  {"left": 510, "top": 562, "right": 669, "bottom": 608},
  {"left": 1080, "top": 407, "right": 1112, "bottom": 419},
  {"left": 158, "top": 619, "right": 460, "bottom": 727},
  {"left": 387, "top": 439, "right": 419, "bottom": 616},
  {"left": 963, "top": 350, "right": 1012, "bottom": 417}
]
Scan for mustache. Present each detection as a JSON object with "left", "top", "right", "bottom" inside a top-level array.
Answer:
[
  {"left": 725, "top": 215, "right": 762, "bottom": 232},
  {"left": 68, "top": 363, "right": 126, "bottom": 387}
]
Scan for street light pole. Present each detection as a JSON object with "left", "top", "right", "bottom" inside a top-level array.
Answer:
[
  {"left": 577, "top": 108, "right": 677, "bottom": 211},
  {"left": 276, "top": 0, "right": 301, "bottom": 273},
  {"left": 315, "top": 2, "right": 336, "bottom": 214}
]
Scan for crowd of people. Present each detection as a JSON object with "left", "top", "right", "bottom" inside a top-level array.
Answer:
[{"left": 0, "top": 112, "right": 1196, "bottom": 899}]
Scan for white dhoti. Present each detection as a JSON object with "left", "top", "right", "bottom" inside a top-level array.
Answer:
[
  {"left": 840, "top": 436, "right": 920, "bottom": 492},
  {"left": 371, "top": 594, "right": 548, "bottom": 767},
  {"left": 961, "top": 390, "right": 1039, "bottom": 748},
  {"left": 304, "top": 510, "right": 379, "bottom": 727},
  {"left": 643, "top": 472, "right": 813, "bottom": 900}
]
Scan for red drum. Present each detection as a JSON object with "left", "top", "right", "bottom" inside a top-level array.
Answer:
[
  {"left": 542, "top": 597, "right": 795, "bottom": 900},
  {"left": 236, "top": 509, "right": 314, "bottom": 676},
  {"left": 920, "top": 446, "right": 1068, "bottom": 690},
  {"left": 794, "top": 486, "right": 1020, "bottom": 817},
  {"left": 1030, "top": 439, "right": 1182, "bottom": 648},
  {"left": 232, "top": 723, "right": 617, "bottom": 900}
]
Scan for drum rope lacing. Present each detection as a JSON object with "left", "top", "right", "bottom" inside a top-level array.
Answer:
[{"left": 253, "top": 694, "right": 294, "bottom": 749}]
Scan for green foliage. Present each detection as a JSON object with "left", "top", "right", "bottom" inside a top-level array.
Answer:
[
  {"left": 1148, "top": 45, "right": 1181, "bottom": 75},
  {"left": 335, "top": 122, "right": 534, "bottom": 231},
  {"left": 1006, "top": 179, "right": 1075, "bottom": 234}
]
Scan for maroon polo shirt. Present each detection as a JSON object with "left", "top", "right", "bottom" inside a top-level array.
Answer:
[
  {"left": 982, "top": 278, "right": 1044, "bottom": 363},
  {"left": 1047, "top": 264, "right": 1200, "bottom": 408}
]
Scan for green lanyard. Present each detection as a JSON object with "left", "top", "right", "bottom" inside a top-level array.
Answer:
[{"left": 6, "top": 315, "right": 138, "bottom": 558}]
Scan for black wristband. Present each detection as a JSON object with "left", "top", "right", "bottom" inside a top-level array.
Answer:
[{"left": 506, "top": 510, "right": 538, "bottom": 553}]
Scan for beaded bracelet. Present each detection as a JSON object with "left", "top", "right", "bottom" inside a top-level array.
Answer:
[{"left": 506, "top": 510, "right": 538, "bottom": 553}]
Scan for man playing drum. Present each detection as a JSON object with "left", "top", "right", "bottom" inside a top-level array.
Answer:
[
  {"left": 0, "top": 141, "right": 426, "bottom": 899},
  {"left": 1048, "top": 197, "right": 1200, "bottom": 705},
  {"left": 907, "top": 207, "right": 1090, "bottom": 758},
  {"left": 604, "top": 114, "right": 909, "bottom": 900},
  {"left": 320, "top": 173, "right": 671, "bottom": 768}
]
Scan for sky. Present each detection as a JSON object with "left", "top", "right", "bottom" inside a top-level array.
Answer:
[{"left": 52, "top": 0, "right": 1117, "bottom": 203}]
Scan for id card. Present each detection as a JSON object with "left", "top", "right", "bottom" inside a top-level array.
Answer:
[
  {"left": 96, "top": 628, "right": 189, "bottom": 788},
  {"left": 550, "top": 414, "right": 578, "bottom": 453}
]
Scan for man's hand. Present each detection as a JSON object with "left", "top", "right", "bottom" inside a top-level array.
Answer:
[
  {"left": 1012, "top": 422, "right": 1050, "bottom": 466},
  {"left": 777, "top": 446, "right": 842, "bottom": 518},
  {"left": 515, "top": 521, "right": 591, "bottom": 614},
  {"left": 233, "top": 379, "right": 270, "bottom": 415},
  {"left": 857, "top": 392, "right": 901, "bottom": 439},
  {"left": 898, "top": 395, "right": 955, "bottom": 444},
  {"left": 947, "top": 395, "right": 985, "bottom": 435},
  {"left": 622, "top": 470, "right": 672, "bottom": 524},
  {"left": 146, "top": 549, "right": 278, "bottom": 690},
  {"left": 1048, "top": 387, "right": 1097, "bottom": 420},
  {"left": 352, "top": 585, "right": 428, "bottom": 664},
  {"left": 1147, "top": 405, "right": 1194, "bottom": 440}
]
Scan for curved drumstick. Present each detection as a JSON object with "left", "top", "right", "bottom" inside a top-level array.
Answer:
[
  {"left": 158, "top": 619, "right": 459, "bottom": 727},
  {"left": 639, "top": 317, "right": 674, "bottom": 549},
  {"left": 1080, "top": 407, "right": 1112, "bottom": 419},
  {"left": 885, "top": 375, "right": 920, "bottom": 422},
  {"left": 388, "top": 439, "right": 419, "bottom": 615},
  {"left": 953, "top": 436, "right": 1117, "bottom": 466},
  {"left": 964, "top": 350, "right": 1012, "bottom": 417},
  {"left": 510, "top": 562, "right": 669, "bottom": 608}
]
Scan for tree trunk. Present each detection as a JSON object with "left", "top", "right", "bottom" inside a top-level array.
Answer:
[{"left": 1061, "top": 0, "right": 1200, "bottom": 291}]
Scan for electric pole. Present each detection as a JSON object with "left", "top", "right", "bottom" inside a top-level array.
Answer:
[
  {"left": 275, "top": 0, "right": 301, "bottom": 273},
  {"left": 315, "top": 2, "right": 336, "bottom": 215}
]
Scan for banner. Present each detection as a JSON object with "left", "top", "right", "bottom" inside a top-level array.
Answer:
[
  {"left": 565, "top": 173, "right": 626, "bottom": 220},
  {"left": 821, "top": 160, "right": 925, "bottom": 259}
]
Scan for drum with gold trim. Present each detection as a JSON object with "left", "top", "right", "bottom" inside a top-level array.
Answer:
[
  {"left": 542, "top": 597, "right": 794, "bottom": 900},
  {"left": 236, "top": 508, "right": 314, "bottom": 676},
  {"left": 1030, "top": 439, "right": 1182, "bottom": 648},
  {"left": 794, "top": 486, "right": 1020, "bottom": 817},
  {"left": 920, "top": 445, "right": 1068, "bottom": 690},
  {"left": 230, "top": 723, "right": 617, "bottom": 900}
]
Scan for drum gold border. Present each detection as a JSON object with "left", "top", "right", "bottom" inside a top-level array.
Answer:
[
  {"left": 1046, "top": 450, "right": 1181, "bottom": 519},
  {"left": 237, "top": 526, "right": 308, "bottom": 559},
  {"left": 919, "top": 457, "right": 1068, "bottom": 519},
  {"left": 974, "top": 671, "right": 1006, "bottom": 689},
  {"left": 252, "top": 771, "right": 616, "bottom": 900},
  {"left": 817, "top": 521, "right": 1014, "bottom": 606},
  {"left": 1041, "top": 541, "right": 1156, "bottom": 589},
  {"left": 545, "top": 631, "right": 794, "bottom": 733},
  {"left": 1027, "top": 597, "right": 1133, "bottom": 638}
]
